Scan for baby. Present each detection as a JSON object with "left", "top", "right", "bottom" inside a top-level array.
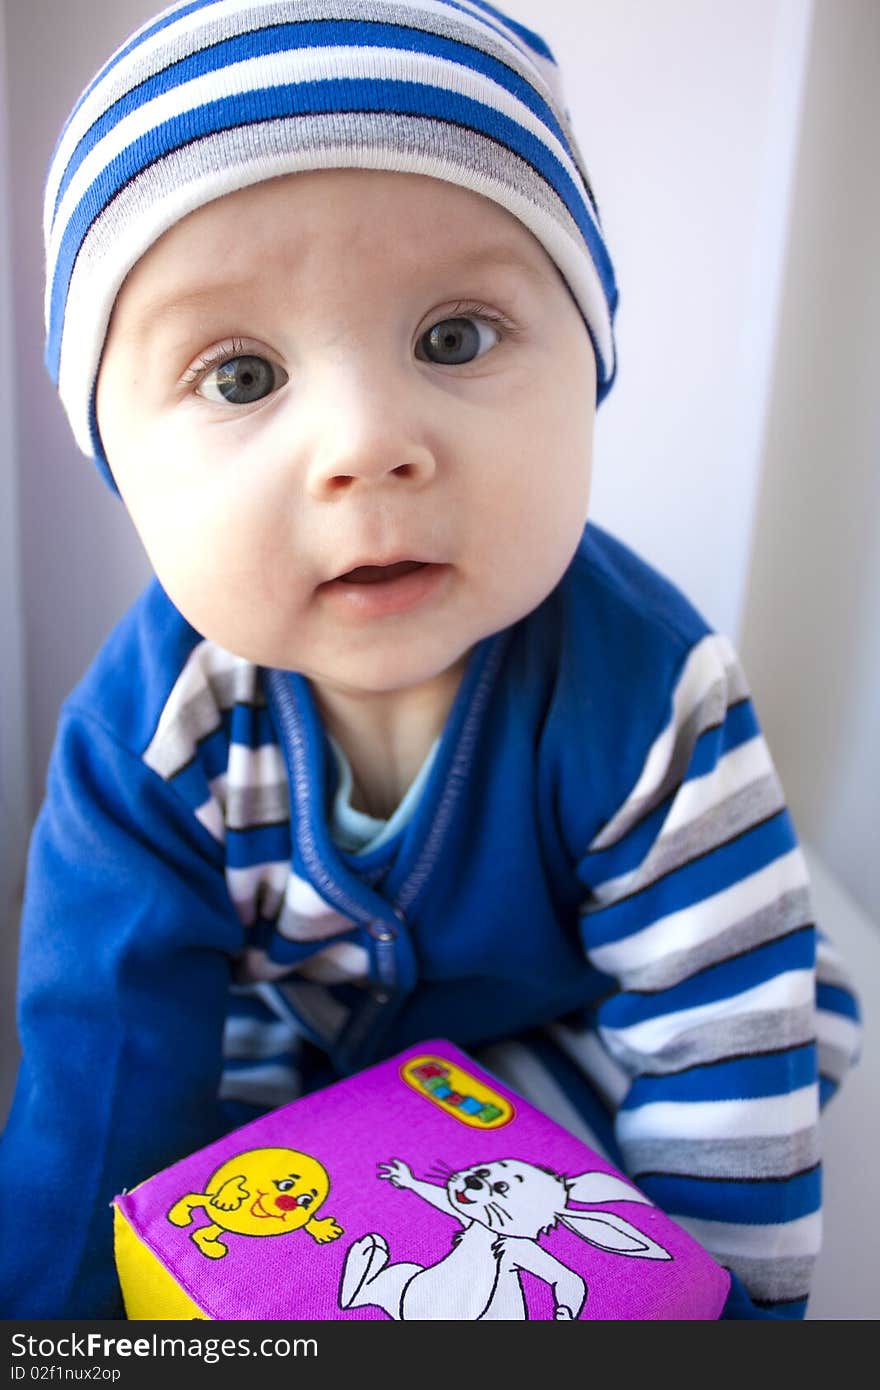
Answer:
[{"left": 0, "top": 0, "right": 860, "bottom": 1319}]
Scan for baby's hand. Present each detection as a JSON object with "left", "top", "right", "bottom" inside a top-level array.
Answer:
[
  {"left": 377, "top": 1159, "right": 414, "bottom": 1189},
  {"left": 306, "top": 1216, "right": 344, "bottom": 1243},
  {"left": 209, "top": 1175, "right": 248, "bottom": 1212}
]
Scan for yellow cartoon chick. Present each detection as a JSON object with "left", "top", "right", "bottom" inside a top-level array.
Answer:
[{"left": 167, "top": 1147, "right": 343, "bottom": 1259}]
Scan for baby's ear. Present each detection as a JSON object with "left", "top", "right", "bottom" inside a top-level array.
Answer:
[
  {"left": 566, "top": 1172, "right": 653, "bottom": 1206},
  {"left": 560, "top": 1210, "right": 672, "bottom": 1260}
]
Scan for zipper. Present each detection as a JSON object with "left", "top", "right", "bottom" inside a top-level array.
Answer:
[
  {"left": 265, "top": 669, "right": 386, "bottom": 929},
  {"left": 263, "top": 635, "right": 508, "bottom": 1069},
  {"left": 265, "top": 669, "right": 405, "bottom": 1067},
  {"left": 394, "top": 633, "right": 509, "bottom": 915}
]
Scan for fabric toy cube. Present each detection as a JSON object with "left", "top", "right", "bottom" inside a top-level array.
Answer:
[{"left": 114, "top": 1039, "right": 730, "bottom": 1320}]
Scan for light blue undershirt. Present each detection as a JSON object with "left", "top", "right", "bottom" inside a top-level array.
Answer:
[{"left": 326, "top": 733, "right": 440, "bottom": 854}]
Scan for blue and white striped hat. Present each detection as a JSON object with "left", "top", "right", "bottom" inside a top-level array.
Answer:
[{"left": 44, "top": 0, "right": 618, "bottom": 484}]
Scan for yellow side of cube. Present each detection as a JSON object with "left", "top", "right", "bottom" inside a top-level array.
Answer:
[{"left": 113, "top": 1202, "right": 209, "bottom": 1320}]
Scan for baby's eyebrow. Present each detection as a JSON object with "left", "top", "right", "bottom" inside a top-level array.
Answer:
[
  {"left": 116, "top": 281, "right": 253, "bottom": 341},
  {"left": 439, "top": 240, "right": 557, "bottom": 289}
]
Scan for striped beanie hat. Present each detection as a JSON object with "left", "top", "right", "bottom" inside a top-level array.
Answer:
[{"left": 44, "top": 0, "right": 618, "bottom": 485}]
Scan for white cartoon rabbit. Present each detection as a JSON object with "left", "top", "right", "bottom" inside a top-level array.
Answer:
[{"left": 338, "top": 1156, "right": 671, "bottom": 1320}]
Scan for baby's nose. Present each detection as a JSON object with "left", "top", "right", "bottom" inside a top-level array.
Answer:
[
  {"left": 464, "top": 1175, "right": 484, "bottom": 1192},
  {"left": 275, "top": 1194, "right": 299, "bottom": 1211},
  {"left": 303, "top": 384, "right": 437, "bottom": 499},
  {"left": 306, "top": 442, "right": 437, "bottom": 499}
]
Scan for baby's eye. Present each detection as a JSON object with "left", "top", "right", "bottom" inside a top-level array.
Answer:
[
  {"left": 274, "top": 1179, "right": 294, "bottom": 1192},
  {"left": 197, "top": 354, "right": 288, "bottom": 405},
  {"left": 491, "top": 1181, "right": 509, "bottom": 1196},
  {"left": 417, "top": 316, "right": 500, "bottom": 366}
]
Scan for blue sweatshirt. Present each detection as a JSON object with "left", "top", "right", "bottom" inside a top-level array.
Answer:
[{"left": 0, "top": 523, "right": 860, "bottom": 1318}]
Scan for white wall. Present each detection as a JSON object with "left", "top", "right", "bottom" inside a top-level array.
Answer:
[{"left": 739, "top": 0, "right": 880, "bottom": 924}]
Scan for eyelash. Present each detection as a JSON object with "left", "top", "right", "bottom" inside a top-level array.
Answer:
[
  {"left": 180, "top": 302, "right": 521, "bottom": 393},
  {"left": 441, "top": 301, "right": 521, "bottom": 338},
  {"left": 180, "top": 336, "right": 248, "bottom": 387}
]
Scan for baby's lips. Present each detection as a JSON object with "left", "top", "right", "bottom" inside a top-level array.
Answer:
[
  {"left": 340, "top": 560, "right": 426, "bottom": 584},
  {"left": 320, "top": 551, "right": 445, "bottom": 586}
]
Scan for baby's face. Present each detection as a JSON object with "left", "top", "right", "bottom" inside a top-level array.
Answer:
[{"left": 96, "top": 170, "right": 595, "bottom": 696}]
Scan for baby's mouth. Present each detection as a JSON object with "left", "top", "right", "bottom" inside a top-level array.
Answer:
[
  {"left": 336, "top": 561, "right": 427, "bottom": 584},
  {"left": 317, "top": 558, "right": 450, "bottom": 620}
]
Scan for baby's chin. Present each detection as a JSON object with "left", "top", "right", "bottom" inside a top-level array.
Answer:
[
  {"left": 184, "top": 617, "right": 467, "bottom": 695},
  {"left": 283, "top": 639, "right": 475, "bottom": 698}
]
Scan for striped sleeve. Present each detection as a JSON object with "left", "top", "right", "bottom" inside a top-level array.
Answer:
[{"left": 563, "top": 632, "right": 861, "bottom": 1316}]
